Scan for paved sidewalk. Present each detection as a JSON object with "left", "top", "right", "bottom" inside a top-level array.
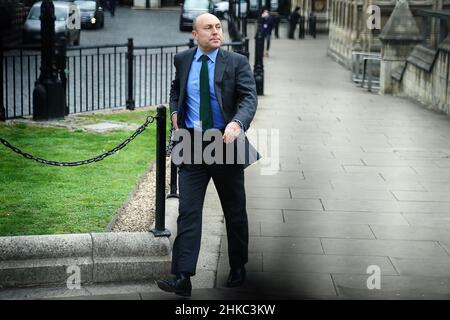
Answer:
[
  {"left": 4, "top": 34, "right": 450, "bottom": 300},
  {"left": 209, "top": 34, "right": 450, "bottom": 299}
]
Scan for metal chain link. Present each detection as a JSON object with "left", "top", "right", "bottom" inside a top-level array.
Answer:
[
  {"left": 0, "top": 115, "right": 156, "bottom": 167},
  {"left": 166, "top": 126, "right": 174, "bottom": 156}
]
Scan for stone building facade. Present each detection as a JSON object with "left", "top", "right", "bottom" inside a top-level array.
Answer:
[
  {"left": 327, "top": 0, "right": 450, "bottom": 68},
  {"left": 328, "top": 0, "right": 450, "bottom": 115}
]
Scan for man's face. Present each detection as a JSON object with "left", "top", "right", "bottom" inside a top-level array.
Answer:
[{"left": 192, "top": 14, "right": 223, "bottom": 53}]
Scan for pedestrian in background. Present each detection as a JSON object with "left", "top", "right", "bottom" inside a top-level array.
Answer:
[
  {"left": 272, "top": 10, "right": 280, "bottom": 39},
  {"left": 288, "top": 6, "right": 300, "bottom": 39},
  {"left": 108, "top": 0, "right": 116, "bottom": 17},
  {"left": 298, "top": 12, "right": 305, "bottom": 39},
  {"left": 308, "top": 11, "right": 316, "bottom": 38},
  {"left": 261, "top": 9, "right": 274, "bottom": 57}
]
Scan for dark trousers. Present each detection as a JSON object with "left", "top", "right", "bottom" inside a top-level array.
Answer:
[
  {"left": 171, "top": 139, "right": 249, "bottom": 276},
  {"left": 288, "top": 22, "right": 297, "bottom": 39},
  {"left": 264, "top": 34, "right": 271, "bottom": 51}
]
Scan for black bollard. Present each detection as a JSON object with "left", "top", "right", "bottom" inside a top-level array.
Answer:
[
  {"left": 298, "top": 15, "right": 305, "bottom": 39},
  {"left": 33, "top": 0, "right": 65, "bottom": 121},
  {"left": 242, "top": 16, "right": 247, "bottom": 37},
  {"left": 167, "top": 161, "right": 179, "bottom": 199},
  {"left": 274, "top": 14, "right": 280, "bottom": 39},
  {"left": 237, "top": 0, "right": 241, "bottom": 32},
  {"left": 55, "top": 36, "right": 68, "bottom": 115},
  {"left": 254, "top": 16, "right": 264, "bottom": 95},
  {"left": 126, "top": 38, "right": 135, "bottom": 110},
  {"left": 151, "top": 105, "right": 171, "bottom": 237},
  {"left": 242, "top": 38, "right": 249, "bottom": 59},
  {"left": 0, "top": 35, "right": 5, "bottom": 121},
  {"left": 309, "top": 14, "right": 316, "bottom": 38}
]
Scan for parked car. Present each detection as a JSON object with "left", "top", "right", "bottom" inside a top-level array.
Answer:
[
  {"left": 179, "top": 0, "right": 215, "bottom": 31},
  {"left": 23, "top": 1, "right": 81, "bottom": 46},
  {"left": 74, "top": 0, "right": 104, "bottom": 29},
  {"left": 213, "top": 0, "right": 259, "bottom": 19},
  {"left": 213, "top": 0, "right": 248, "bottom": 19}
]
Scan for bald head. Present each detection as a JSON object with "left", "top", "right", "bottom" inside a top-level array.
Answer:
[
  {"left": 192, "top": 13, "right": 223, "bottom": 53},
  {"left": 193, "top": 13, "right": 220, "bottom": 32}
]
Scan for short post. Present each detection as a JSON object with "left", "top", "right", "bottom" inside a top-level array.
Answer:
[
  {"left": 167, "top": 161, "right": 179, "bottom": 198},
  {"left": 145, "top": 0, "right": 149, "bottom": 9},
  {"left": 188, "top": 38, "right": 195, "bottom": 48},
  {"left": 309, "top": 15, "right": 316, "bottom": 38},
  {"left": 167, "top": 125, "right": 179, "bottom": 198},
  {"left": 242, "top": 38, "right": 249, "bottom": 59},
  {"left": 237, "top": 0, "right": 241, "bottom": 31},
  {"left": 126, "top": 38, "right": 135, "bottom": 110},
  {"left": 151, "top": 105, "right": 171, "bottom": 237},
  {"left": 0, "top": 35, "right": 5, "bottom": 121},
  {"left": 55, "top": 36, "right": 68, "bottom": 115},
  {"left": 242, "top": 10, "right": 247, "bottom": 37},
  {"left": 33, "top": 0, "right": 65, "bottom": 121},
  {"left": 298, "top": 15, "right": 305, "bottom": 39},
  {"left": 254, "top": 13, "right": 264, "bottom": 95}
]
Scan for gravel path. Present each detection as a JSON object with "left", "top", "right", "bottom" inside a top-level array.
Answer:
[{"left": 111, "top": 158, "right": 172, "bottom": 232}]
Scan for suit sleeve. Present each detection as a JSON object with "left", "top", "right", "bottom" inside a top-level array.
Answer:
[
  {"left": 233, "top": 54, "right": 257, "bottom": 131},
  {"left": 169, "top": 55, "right": 180, "bottom": 115}
]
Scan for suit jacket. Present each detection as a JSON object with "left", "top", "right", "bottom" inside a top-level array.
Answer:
[{"left": 169, "top": 47, "right": 260, "bottom": 168}]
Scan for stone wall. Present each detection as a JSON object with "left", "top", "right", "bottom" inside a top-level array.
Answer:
[
  {"left": 327, "top": 0, "right": 444, "bottom": 68},
  {"left": 397, "top": 42, "right": 450, "bottom": 114}
]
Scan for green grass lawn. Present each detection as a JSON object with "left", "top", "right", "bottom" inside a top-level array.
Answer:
[{"left": 0, "top": 109, "right": 167, "bottom": 236}]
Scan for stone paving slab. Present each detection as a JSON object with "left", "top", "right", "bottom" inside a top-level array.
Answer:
[
  {"left": 402, "top": 213, "right": 450, "bottom": 227},
  {"left": 283, "top": 211, "right": 410, "bottom": 226},
  {"left": 215, "top": 272, "right": 338, "bottom": 298},
  {"left": 246, "top": 197, "right": 323, "bottom": 211},
  {"left": 247, "top": 211, "right": 284, "bottom": 223},
  {"left": 390, "top": 257, "right": 450, "bottom": 277},
  {"left": 392, "top": 190, "right": 450, "bottom": 202},
  {"left": 262, "top": 253, "right": 398, "bottom": 275},
  {"left": 244, "top": 187, "right": 291, "bottom": 199},
  {"left": 289, "top": 188, "right": 396, "bottom": 201},
  {"left": 370, "top": 225, "right": 450, "bottom": 241},
  {"left": 321, "top": 239, "right": 448, "bottom": 259},
  {"left": 419, "top": 181, "right": 450, "bottom": 192},
  {"left": 330, "top": 180, "right": 426, "bottom": 191},
  {"left": 260, "top": 221, "right": 375, "bottom": 239},
  {"left": 333, "top": 274, "right": 450, "bottom": 299},
  {"left": 218, "top": 253, "right": 263, "bottom": 272},
  {"left": 220, "top": 236, "right": 324, "bottom": 255},
  {"left": 322, "top": 199, "right": 450, "bottom": 213}
]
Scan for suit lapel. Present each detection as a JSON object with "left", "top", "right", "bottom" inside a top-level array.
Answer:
[
  {"left": 214, "top": 48, "right": 228, "bottom": 112},
  {"left": 179, "top": 48, "right": 197, "bottom": 108}
]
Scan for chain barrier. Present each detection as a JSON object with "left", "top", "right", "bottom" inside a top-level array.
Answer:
[
  {"left": 0, "top": 115, "right": 156, "bottom": 167},
  {"left": 166, "top": 126, "right": 174, "bottom": 157}
]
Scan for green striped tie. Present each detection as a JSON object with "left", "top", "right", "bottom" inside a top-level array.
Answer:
[{"left": 200, "top": 55, "right": 213, "bottom": 131}]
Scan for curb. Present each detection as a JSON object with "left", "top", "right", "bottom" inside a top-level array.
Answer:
[{"left": 0, "top": 232, "right": 171, "bottom": 288}]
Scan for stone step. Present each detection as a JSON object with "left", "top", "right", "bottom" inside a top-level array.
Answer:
[{"left": 0, "top": 232, "right": 171, "bottom": 288}]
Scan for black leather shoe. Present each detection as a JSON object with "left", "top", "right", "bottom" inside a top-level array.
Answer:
[
  {"left": 156, "top": 275, "right": 192, "bottom": 297},
  {"left": 225, "top": 267, "right": 246, "bottom": 287}
]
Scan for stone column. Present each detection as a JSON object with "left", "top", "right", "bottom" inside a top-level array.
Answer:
[{"left": 379, "top": 0, "right": 422, "bottom": 94}]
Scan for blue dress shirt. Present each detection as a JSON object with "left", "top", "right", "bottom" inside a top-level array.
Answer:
[{"left": 185, "top": 48, "right": 225, "bottom": 130}]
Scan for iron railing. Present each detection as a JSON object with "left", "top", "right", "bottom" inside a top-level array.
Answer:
[
  {"left": 351, "top": 51, "right": 381, "bottom": 92},
  {"left": 1, "top": 39, "right": 248, "bottom": 120}
]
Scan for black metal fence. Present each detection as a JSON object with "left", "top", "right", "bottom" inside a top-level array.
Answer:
[{"left": 1, "top": 38, "right": 249, "bottom": 120}]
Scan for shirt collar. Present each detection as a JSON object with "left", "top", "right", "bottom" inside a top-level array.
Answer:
[{"left": 195, "top": 47, "right": 219, "bottom": 63}]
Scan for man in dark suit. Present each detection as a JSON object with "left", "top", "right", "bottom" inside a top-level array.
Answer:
[{"left": 156, "top": 13, "right": 258, "bottom": 297}]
